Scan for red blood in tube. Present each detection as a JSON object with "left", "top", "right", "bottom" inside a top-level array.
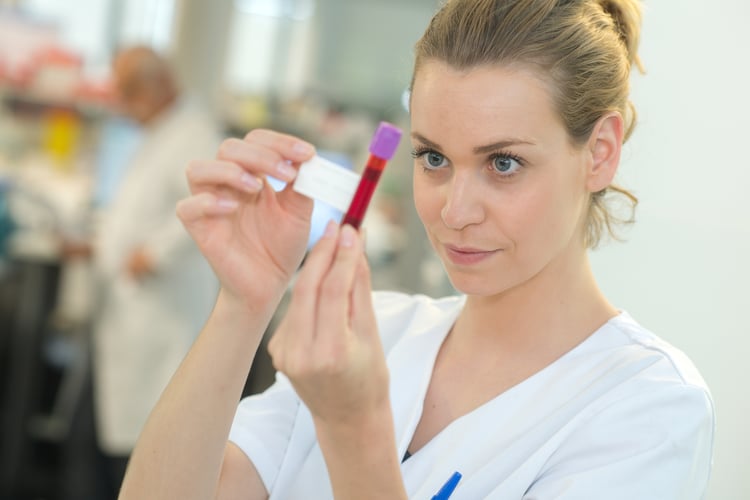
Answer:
[
  {"left": 341, "top": 122, "right": 402, "bottom": 229},
  {"left": 341, "top": 155, "right": 387, "bottom": 229}
]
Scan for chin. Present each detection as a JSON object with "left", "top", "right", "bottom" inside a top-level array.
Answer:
[{"left": 445, "top": 272, "right": 511, "bottom": 298}]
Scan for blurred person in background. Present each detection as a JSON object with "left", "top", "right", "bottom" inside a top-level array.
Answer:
[{"left": 64, "top": 45, "right": 219, "bottom": 499}]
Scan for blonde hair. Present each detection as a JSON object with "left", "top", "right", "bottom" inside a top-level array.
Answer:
[{"left": 412, "top": 0, "right": 643, "bottom": 248}]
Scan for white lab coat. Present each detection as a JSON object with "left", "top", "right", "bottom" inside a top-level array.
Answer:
[
  {"left": 93, "top": 100, "right": 219, "bottom": 454},
  {"left": 229, "top": 292, "right": 715, "bottom": 499}
]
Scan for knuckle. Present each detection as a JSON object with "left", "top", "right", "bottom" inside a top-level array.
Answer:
[
  {"left": 292, "top": 278, "right": 317, "bottom": 299},
  {"left": 357, "top": 259, "right": 372, "bottom": 281},
  {"left": 217, "top": 138, "right": 239, "bottom": 159},
  {"left": 289, "top": 351, "right": 313, "bottom": 376},
  {"left": 267, "top": 337, "right": 282, "bottom": 366},
  {"left": 270, "top": 354, "right": 284, "bottom": 373},
  {"left": 316, "top": 351, "right": 345, "bottom": 376},
  {"left": 244, "top": 128, "right": 265, "bottom": 141},
  {"left": 199, "top": 192, "right": 215, "bottom": 209},
  {"left": 174, "top": 200, "right": 186, "bottom": 220},
  {"left": 320, "top": 278, "right": 347, "bottom": 300},
  {"left": 185, "top": 160, "right": 200, "bottom": 183},
  {"left": 267, "top": 334, "right": 277, "bottom": 353}
]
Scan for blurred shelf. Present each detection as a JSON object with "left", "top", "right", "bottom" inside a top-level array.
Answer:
[{"left": 0, "top": 83, "right": 111, "bottom": 120}]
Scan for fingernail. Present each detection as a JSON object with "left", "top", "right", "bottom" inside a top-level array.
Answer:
[
  {"left": 293, "top": 142, "right": 313, "bottom": 156},
  {"left": 323, "top": 220, "right": 338, "bottom": 239},
  {"left": 276, "top": 160, "right": 297, "bottom": 182},
  {"left": 340, "top": 225, "right": 356, "bottom": 247},
  {"left": 241, "top": 173, "right": 263, "bottom": 191}
]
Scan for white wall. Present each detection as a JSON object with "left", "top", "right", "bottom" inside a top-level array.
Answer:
[{"left": 590, "top": 2, "right": 750, "bottom": 498}]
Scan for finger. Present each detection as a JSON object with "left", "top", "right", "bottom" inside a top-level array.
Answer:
[
  {"left": 267, "top": 322, "right": 287, "bottom": 373},
  {"left": 282, "top": 220, "right": 340, "bottom": 347},
  {"left": 176, "top": 192, "right": 238, "bottom": 227},
  {"left": 186, "top": 159, "right": 264, "bottom": 195},
  {"left": 217, "top": 131, "right": 315, "bottom": 184},
  {"left": 243, "top": 129, "right": 315, "bottom": 164},
  {"left": 314, "top": 225, "right": 364, "bottom": 344},
  {"left": 217, "top": 138, "right": 294, "bottom": 183},
  {"left": 275, "top": 172, "right": 316, "bottom": 216},
  {"left": 350, "top": 251, "right": 378, "bottom": 345}
]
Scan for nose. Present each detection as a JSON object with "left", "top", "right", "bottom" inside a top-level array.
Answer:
[{"left": 440, "top": 170, "right": 485, "bottom": 230}]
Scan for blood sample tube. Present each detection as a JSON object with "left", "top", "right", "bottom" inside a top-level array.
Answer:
[{"left": 341, "top": 121, "right": 402, "bottom": 229}]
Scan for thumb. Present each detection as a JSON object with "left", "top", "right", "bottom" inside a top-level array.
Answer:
[{"left": 276, "top": 174, "right": 315, "bottom": 221}]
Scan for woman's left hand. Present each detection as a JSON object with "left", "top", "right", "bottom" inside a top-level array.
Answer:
[
  {"left": 268, "top": 220, "right": 390, "bottom": 426},
  {"left": 269, "top": 220, "right": 407, "bottom": 498}
]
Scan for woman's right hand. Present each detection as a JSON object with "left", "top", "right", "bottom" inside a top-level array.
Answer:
[{"left": 176, "top": 129, "right": 316, "bottom": 310}]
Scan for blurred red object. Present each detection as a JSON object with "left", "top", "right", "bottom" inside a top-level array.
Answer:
[
  {"left": 31, "top": 45, "right": 83, "bottom": 68},
  {"left": 74, "top": 77, "right": 115, "bottom": 105}
]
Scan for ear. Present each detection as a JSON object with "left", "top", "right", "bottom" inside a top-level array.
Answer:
[{"left": 585, "top": 112, "right": 624, "bottom": 193}]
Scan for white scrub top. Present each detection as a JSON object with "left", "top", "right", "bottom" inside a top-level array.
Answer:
[{"left": 229, "top": 292, "right": 714, "bottom": 499}]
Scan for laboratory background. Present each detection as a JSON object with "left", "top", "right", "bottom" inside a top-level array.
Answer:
[{"left": 0, "top": 0, "right": 747, "bottom": 498}]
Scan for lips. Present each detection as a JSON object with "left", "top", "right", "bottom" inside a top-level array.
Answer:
[{"left": 443, "top": 244, "right": 500, "bottom": 265}]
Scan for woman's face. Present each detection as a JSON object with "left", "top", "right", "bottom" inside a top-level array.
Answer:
[{"left": 410, "top": 61, "right": 591, "bottom": 297}]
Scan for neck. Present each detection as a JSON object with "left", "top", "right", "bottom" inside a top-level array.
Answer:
[{"left": 455, "top": 242, "right": 617, "bottom": 354}]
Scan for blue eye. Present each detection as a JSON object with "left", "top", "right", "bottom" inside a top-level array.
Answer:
[
  {"left": 426, "top": 151, "right": 445, "bottom": 167},
  {"left": 491, "top": 154, "right": 522, "bottom": 176},
  {"left": 411, "top": 148, "right": 448, "bottom": 170}
]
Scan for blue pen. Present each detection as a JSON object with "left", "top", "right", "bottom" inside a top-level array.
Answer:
[{"left": 431, "top": 471, "right": 462, "bottom": 500}]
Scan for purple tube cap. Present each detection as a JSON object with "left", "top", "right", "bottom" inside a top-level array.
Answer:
[{"left": 369, "top": 121, "right": 403, "bottom": 160}]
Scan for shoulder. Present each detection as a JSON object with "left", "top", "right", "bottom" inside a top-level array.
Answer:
[
  {"left": 579, "top": 312, "right": 714, "bottom": 430},
  {"left": 371, "top": 291, "right": 464, "bottom": 354},
  {"left": 603, "top": 312, "right": 710, "bottom": 392},
  {"left": 548, "top": 311, "right": 716, "bottom": 461},
  {"left": 527, "top": 313, "right": 715, "bottom": 498},
  {"left": 583, "top": 314, "right": 714, "bottom": 480}
]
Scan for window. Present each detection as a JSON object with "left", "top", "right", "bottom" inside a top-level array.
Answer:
[{"left": 224, "top": 0, "right": 315, "bottom": 96}]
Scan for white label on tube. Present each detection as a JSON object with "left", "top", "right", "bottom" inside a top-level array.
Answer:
[{"left": 293, "top": 156, "right": 360, "bottom": 212}]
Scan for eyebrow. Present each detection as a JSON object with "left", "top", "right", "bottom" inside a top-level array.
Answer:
[{"left": 411, "top": 132, "right": 535, "bottom": 154}]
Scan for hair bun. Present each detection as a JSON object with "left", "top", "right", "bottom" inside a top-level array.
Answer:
[{"left": 597, "top": 0, "right": 644, "bottom": 72}]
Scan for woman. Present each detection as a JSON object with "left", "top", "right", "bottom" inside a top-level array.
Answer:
[{"left": 120, "top": 0, "right": 714, "bottom": 498}]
